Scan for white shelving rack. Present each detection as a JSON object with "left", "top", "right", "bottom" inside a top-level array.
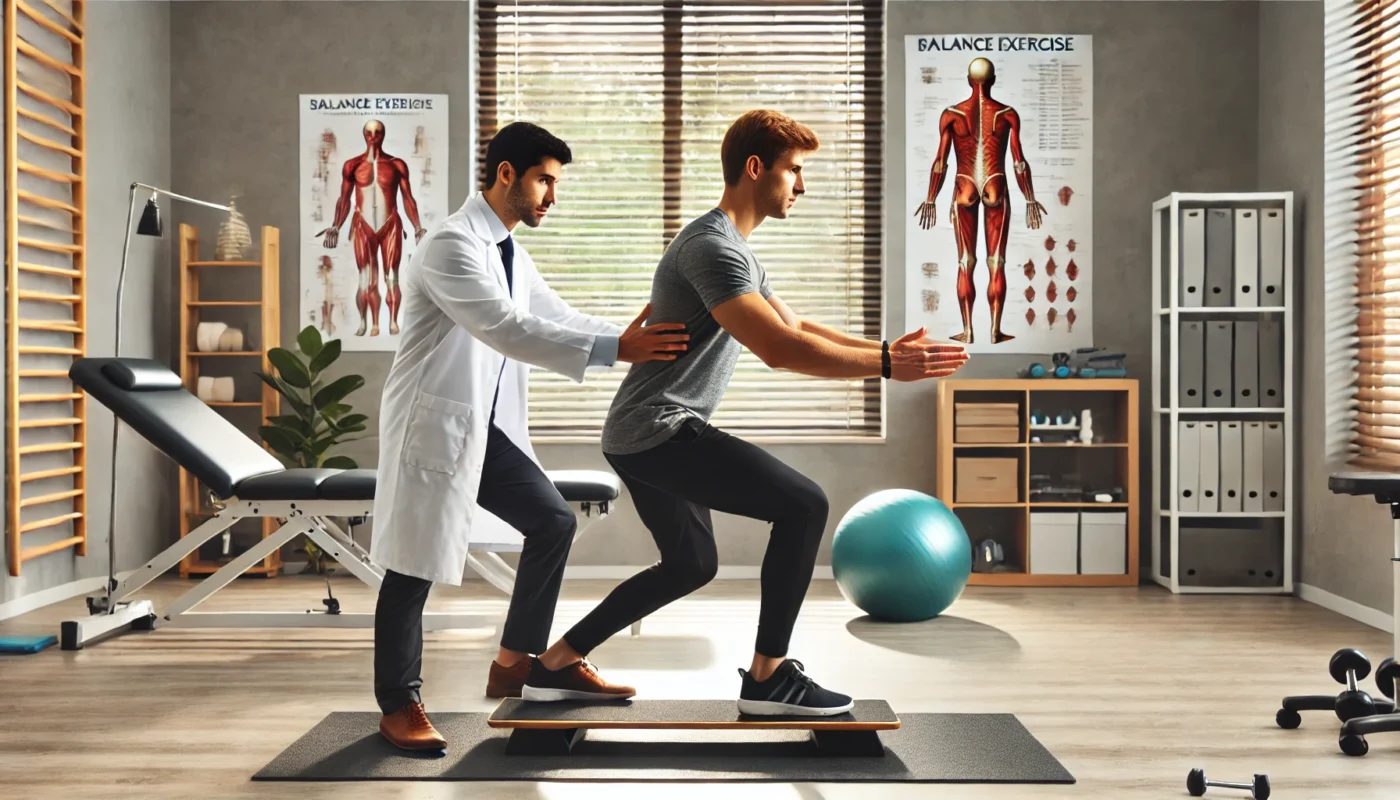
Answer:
[{"left": 1150, "top": 192, "right": 1294, "bottom": 595}]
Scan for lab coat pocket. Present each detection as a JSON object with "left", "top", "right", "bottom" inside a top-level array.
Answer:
[{"left": 403, "top": 391, "right": 474, "bottom": 475}]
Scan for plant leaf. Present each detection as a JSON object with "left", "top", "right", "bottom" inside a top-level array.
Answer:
[
  {"left": 313, "top": 374, "right": 365, "bottom": 408},
  {"left": 259, "top": 372, "right": 310, "bottom": 417},
  {"left": 297, "top": 325, "right": 324, "bottom": 359},
  {"left": 259, "top": 426, "right": 304, "bottom": 461},
  {"left": 330, "top": 413, "right": 369, "bottom": 431},
  {"left": 321, "top": 404, "right": 351, "bottom": 420},
  {"left": 322, "top": 455, "right": 358, "bottom": 470},
  {"left": 268, "top": 348, "right": 311, "bottom": 388},
  {"left": 268, "top": 414, "right": 312, "bottom": 438},
  {"left": 308, "top": 338, "right": 341, "bottom": 376}
]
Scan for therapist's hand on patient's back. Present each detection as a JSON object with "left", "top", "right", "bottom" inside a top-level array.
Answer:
[{"left": 617, "top": 303, "right": 689, "bottom": 363}]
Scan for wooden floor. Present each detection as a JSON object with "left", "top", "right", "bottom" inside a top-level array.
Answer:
[{"left": 0, "top": 574, "right": 1395, "bottom": 799}]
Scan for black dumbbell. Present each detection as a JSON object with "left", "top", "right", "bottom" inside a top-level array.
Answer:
[
  {"left": 1330, "top": 648, "right": 1378, "bottom": 722},
  {"left": 1376, "top": 657, "right": 1400, "bottom": 701},
  {"left": 1187, "top": 768, "right": 1270, "bottom": 799}
]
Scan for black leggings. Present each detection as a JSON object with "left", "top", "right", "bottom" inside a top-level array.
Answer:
[{"left": 563, "top": 418, "right": 829, "bottom": 658}]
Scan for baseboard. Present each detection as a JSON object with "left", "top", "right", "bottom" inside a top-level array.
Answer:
[
  {"left": 1298, "top": 582, "right": 1393, "bottom": 633},
  {"left": 0, "top": 576, "right": 110, "bottom": 623},
  {"left": 561, "top": 566, "right": 836, "bottom": 581}
]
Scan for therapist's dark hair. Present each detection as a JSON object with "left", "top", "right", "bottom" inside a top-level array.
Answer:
[{"left": 483, "top": 122, "right": 573, "bottom": 189}]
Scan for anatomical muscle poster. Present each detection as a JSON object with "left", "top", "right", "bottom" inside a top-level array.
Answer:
[
  {"left": 300, "top": 93, "right": 448, "bottom": 352},
  {"left": 904, "top": 35, "right": 1092, "bottom": 353}
]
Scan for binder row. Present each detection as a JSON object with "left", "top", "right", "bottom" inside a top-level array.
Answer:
[
  {"left": 1179, "top": 320, "right": 1283, "bottom": 408},
  {"left": 1179, "top": 207, "right": 1285, "bottom": 306},
  {"left": 1177, "top": 421, "right": 1284, "bottom": 513}
]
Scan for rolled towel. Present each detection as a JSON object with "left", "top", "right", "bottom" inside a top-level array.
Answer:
[
  {"left": 197, "top": 376, "right": 216, "bottom": 402},
  {"left": 196, "top": 321, "right": 227, "bottom": 352},
  {"left": 213, "top": 377, "right": 235, "bottom": 403},
  {"left": 218, "top": 327, "right": 244, "bottom": 352}
]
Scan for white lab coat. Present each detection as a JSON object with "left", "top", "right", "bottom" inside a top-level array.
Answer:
[{"left": 370, "top": 193, "right": 622, "bottom": 585}]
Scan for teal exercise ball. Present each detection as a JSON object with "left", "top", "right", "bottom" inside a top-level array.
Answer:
[{"left": 831, "top": 489, "right": 971, "bottom": 622}]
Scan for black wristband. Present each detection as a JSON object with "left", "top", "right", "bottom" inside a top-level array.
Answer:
[{"left": 881, "top": 340, "right": 891, "bottom": 379}]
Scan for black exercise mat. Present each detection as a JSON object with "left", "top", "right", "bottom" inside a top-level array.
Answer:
[{"left": 253, "top": 711, "right": 1074, "bottom": 784}]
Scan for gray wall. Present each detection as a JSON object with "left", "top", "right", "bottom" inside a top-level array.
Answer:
[
  {"left": 1279, "top": 1, "right": 1394, "bottom": 614},
  {"left": 164, "top": 0, "right": 1281, "bottom": 575},
  {"left": 1, "top": 0, "right": 172, "bottom": 601}
]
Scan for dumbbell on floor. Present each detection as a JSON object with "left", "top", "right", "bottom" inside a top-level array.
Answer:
[
  {"left": 1186, "top": 768, "right": 1270, "bottom": 799},
  {"left": 1330, "top": 648, "right": 1379, "bottom": 722}
]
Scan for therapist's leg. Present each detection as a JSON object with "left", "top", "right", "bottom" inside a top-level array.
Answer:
[{"left": 374, "top": 569, "right": 446, "bottom": 750}]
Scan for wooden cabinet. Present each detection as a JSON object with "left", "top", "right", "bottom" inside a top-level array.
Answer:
[{"left": 935, "top": 378, "right": 1140, "bottom": 587}]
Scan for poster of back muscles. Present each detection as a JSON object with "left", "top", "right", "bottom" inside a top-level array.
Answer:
[
  {"left": 300, "top": 93, "right": 448, "bottom": 352},
  {"left": 905, "top": 35, "right": 1092, "bottom": 354}
]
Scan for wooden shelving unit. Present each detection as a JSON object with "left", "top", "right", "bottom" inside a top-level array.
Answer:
[
  {"left": 176, "top": 223, "right": 281, "bottom": 577},
  {"left": 935, "top": 378, "right": 1140, "bottom": 587}
]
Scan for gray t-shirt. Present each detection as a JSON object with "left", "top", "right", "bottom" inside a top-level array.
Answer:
[{"left": 601, "top": 209, "right": 771, "bottom": 455}]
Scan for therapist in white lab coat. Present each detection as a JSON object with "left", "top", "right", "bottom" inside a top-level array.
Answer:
[{"left": 370, "top": 122, "right": 688, "bottom": 751}]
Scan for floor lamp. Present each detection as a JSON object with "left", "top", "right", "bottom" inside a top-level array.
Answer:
[{"left": 89, "top": 183, "right": 230, "bottom": 621}]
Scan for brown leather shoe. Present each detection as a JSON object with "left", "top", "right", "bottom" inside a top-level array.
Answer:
[
  {"left": 486, "top": 656, "right": 535, "bottom": 698},
  {"left": 379, "top": 702, "right": 447, "bottom": 751},
  {"left": 522, "top": 657, "right": 636, "bottom": 702}
]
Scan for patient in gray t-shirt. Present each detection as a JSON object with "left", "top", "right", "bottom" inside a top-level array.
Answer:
[{"left": 601, "top": 208, "right": 771, "bottom": 455}]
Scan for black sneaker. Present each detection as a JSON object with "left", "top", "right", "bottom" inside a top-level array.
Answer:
[{"left": 736, "top": 658, "right": 854, "bottom": 716}]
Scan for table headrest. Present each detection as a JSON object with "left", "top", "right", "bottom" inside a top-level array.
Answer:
[{"left": 101, "top": 359, "right": 184, "bottom": 391}]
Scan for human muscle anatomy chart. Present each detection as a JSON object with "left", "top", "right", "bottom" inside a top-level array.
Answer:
[
  {"left": 300, "top": 94, "right": 447, "bottom": 352},
  {"left": 905, "top": 35, "right": 1093, "bottom": 353}
]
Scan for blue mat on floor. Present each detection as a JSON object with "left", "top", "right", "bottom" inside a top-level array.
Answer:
[{"left": 0, "top": 635, "right": 57, "bottom": 654}]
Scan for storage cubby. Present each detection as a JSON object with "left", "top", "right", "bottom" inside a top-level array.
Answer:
[
  {"left": 1151, "top": 191, "right": 1293, "bottom": 595},
  {"left": 936, "top": 379, "right": 1140, "bottom": 587}
]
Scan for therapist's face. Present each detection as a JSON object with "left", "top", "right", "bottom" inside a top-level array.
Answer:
[{"left": 504, "top": 157, "right": 562, "bottom": 229}]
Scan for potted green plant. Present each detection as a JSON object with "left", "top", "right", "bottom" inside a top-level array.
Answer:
[{"left": 257, "top": 325, "right": 368, "bottom": 573}]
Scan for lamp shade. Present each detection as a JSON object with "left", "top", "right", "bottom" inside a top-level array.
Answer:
[{"left": 136, "top": 196, "right": 162, "bottom": 236}]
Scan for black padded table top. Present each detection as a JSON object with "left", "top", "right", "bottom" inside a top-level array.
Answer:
[
  {"left": 1330, "top": 471, "right": 1400, "bottom": 501},
  {"left": 228, "top": 468, "right": 619, "bottom": 503}
]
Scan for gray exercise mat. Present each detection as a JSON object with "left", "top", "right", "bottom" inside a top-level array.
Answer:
[{"left": 253, "top": 710, "right": 1075, "bottom": 784}]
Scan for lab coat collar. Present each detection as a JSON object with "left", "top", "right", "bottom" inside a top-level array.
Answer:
[{"left": 466, "top": 192, "right": 512, "bottom": 246}]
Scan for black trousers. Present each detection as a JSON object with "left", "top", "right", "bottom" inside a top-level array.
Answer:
[
  {"left": 374, "top": 423, "right": 577, "bottom": 715},
  {"left": 563, "top": 418, "right": 828, "bottom": 659}
]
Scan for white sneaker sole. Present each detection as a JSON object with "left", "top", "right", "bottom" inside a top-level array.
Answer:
[
  {"left": 737, "top": 698, "right": 855, "bottom": 716},
  {"left": 521, "top": 685, "right": 634, "bottom": 702}
]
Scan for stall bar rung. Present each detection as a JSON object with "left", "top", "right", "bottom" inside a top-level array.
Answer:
[
  {"left": 17, "top": 261, "right": 80, "bottom": 278},
  {"left": 19, "top": 370, "right": 72, "bottom": 378},
  {"left": 20, "top": 465, "right": 82, "bottom": 483},
  {"left": 18, "top": 417, "right": 81, "bottom": 429},
  {"left": 31, "top": 0, "right": 83, "bottom": 35},
  {"left": 19, "top": 441, "right": 82, "bottom": 457},
  {"left": 18, "top": 160, "right": 81, "bottom": 184},
  {"left": 18, "top": 320, "right": 82, "bottom": 334},
  {"left": 18, "top": 392, "right": 82, "bottom": 402},
  {"left": 20, "top": 488, "right": 83, "bottom": 509},
  {"left": 16, "top": 190, "right": 80, "bottom": 217},
  {"left": 18, "top": 0, "right": 83, "bottom": 43},
  {"left": 17, "top": 290, "right": 80, "bottom": 304},
  {"left": 16, "top": 39, "right": 81, "bottom": 79},
  {"left": 16, "top": 80, "right": 83, "bottom": 118},
  {"left": 20, "top": 537, "right": 86, "bottom": 562},
  {"left": 16, "top": 107, "right": 77, "bottom": 138},
  {"left": 18, "top": 128, "right": 80, "bottom": 158},
  {"left": 19, "top": 512, "right": 83, "bottom": 535}
]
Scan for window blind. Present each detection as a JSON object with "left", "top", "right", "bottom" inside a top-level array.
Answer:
[
  {"left": 477, "top": 0, "right": 883, "bottom": 441},
  {"left": 1324, "top": 0, "right": 1400, "bottom": 468}
]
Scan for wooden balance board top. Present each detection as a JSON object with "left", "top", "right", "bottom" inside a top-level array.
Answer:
[{"left": 488, "top": 699, "right": 900, "bottom": 731}]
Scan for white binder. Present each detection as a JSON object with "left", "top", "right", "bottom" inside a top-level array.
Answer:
[
  {"left": 1263, "top": 421, "right": 1285, "bottom": 511},
  {"left": 1180, "top": 321, "right": 1205, "bottom": 407},
  {"left": 1219, "top": 421, "right": 1244, "bottom": 512},
  {"left": 1259, "top": 207, "right": 1285, "bottom": 304},
  {"left": 1233, "top": 208, "right": 1259, "bottom": 307},
  {"left": 1178, "top": 421, "right": 1201, "bottom": 512},
  {"left": 1198, "top": 421, "right": 1221, "bottom": 512},
  {"left": 1181, "top": 208, "right": 1206, "bottom": 307},
  {"left": 1243, "top": 421, "right": 1265, "bottom": 512}
]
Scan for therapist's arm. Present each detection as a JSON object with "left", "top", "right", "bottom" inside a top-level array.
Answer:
[
  {"left": 527, "top": 267, "right": 624, "bottom": 367},
  {"left": 419, "top": 231, "right": 682, "bottom": 376}
]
